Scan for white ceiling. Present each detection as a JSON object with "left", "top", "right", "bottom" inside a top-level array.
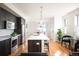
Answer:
[
  {"left": 0, "top": 3, "right": 20, "bottom": 17},
  {"left": 12, "top": 3, "right": 79, "bottom": 17},
  {"left": 4, "top": 3, "right": 79, "bottom": 22}
]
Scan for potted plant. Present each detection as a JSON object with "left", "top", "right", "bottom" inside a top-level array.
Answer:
[
  {"left": 11, "top": 32, "right": 18, "bottom": 37},
  {"left": 57, "top": 29, "right": 63, "bottom": 42}
]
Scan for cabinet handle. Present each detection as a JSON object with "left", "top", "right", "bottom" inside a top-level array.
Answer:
[{"left": 36, "top": 42, "right": 40, "bottom": 45}]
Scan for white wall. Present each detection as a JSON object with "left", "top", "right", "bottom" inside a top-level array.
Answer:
[
  {"left": 53, "top": 16, "right": 63, "bottom": 41},
  {"left": 0, "top": 29, "right": 14, "bottom": 36},
  {"left": 26, "top": 17, "right": 54, "bottom": 40},
  {"left": 27, "top": 21, "right": 39, "bottom": 37},
  {"left": 63, "top": 8, "right": 79, "bottom": 37},
  {"left": 45, "top": 17, "right": 54, "bottom": 40},
  {"left": 26, "top": 15, "right": 63, "bottom": 41}
]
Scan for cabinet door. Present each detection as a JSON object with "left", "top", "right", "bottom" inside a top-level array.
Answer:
[
  {"left": 18, "top": 35, "right": 22, "bottom": 46},
  {"left": 0, "top": 40, "right": 6, "bottom": 56},
  {"left": 4, "top": 38, "right": 11, "bottom": 55},
  {"left": 20, "top": 35, "right": 22, "bottom": 45},
  {"left": 0, "top": 38, "right": 11, "bottom": 56},
  {"left": 18, "top": 35, "right": 20, "bottom": 46},
  {"left": 28, "top": 40, "right": 41, "bottom": 52}
]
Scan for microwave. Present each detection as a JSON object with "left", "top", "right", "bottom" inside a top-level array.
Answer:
[{"left": 4, "top": 21, "right": 15, "bottom": 29}]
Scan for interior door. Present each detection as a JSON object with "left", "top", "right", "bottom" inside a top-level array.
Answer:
[{"left": 28, "top": 40, "right": 41, "bottom": 52}]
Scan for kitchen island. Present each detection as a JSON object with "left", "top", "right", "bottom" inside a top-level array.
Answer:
[{"left": 27, "top": 33, "right": 49, "bottom": 53}]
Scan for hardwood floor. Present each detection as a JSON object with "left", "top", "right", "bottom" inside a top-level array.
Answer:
[
  {"left": 10, "top": 40, "right": 70, "bottom": 56},
  {"left": 10, "top": 43, "right": 27, "bottom": 56},
  {"left": 49, "top": 40, "right": 70, "bottom": 56}
]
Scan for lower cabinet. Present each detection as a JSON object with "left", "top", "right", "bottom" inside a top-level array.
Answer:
[
  {"left": 28, "top": 40, "right": 41, "bottom": 52},
  {"left": 0, "top": 38, "right": 11, "bottom": 56},
  {"left": 0, "top": 34, "right": 22, "bottom": 56},
  {"left": 18, "top": 35, "right": 22, "bottom": 46}
]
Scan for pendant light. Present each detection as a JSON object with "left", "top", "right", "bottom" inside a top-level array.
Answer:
[
  {"left": 37, "top": 6, "right": 43, "bottom": 33},
  {"left": 37, "top": 6, "right": 46, "bottom": 34},
  {"left": 39, "top": 6, "right": 43, "bottom": 26}
]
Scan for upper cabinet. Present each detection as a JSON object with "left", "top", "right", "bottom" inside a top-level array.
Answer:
[{"left": 0, "top": 7, "right": 17, "bottom": 29}]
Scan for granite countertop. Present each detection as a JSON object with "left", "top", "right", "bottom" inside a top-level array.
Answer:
[
  {"left": 0, "top": 35, "right": 11, "bottom": 41},
  {"left": 0, "top": 34, "right": 21, "bottom": 41},
  {"left": 27, "top": 33, "right": 49, "bottom": 40}
]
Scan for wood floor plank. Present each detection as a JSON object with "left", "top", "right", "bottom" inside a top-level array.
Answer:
[
  {"left": 49, "top": 40, "right": 70, "bottom": 56},
  {"left": 10, "top": 40, "right": 70, "bottom": 56}
]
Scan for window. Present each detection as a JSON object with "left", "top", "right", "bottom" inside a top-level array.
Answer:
[
  {"left": 74, "top": 15, "right": 79, "bottom": 36},
  {"left": 64, "top": 19, "right": 67, "bottom": 34},
  {"left": 74, "top": 15, "right": 79, "bottom": 27},
  {"left": 77, "top": 15, "right": 79, "bottom": 26}
]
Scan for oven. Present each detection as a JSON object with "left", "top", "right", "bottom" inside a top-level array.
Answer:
[{"left": 11, "top": 37, "right": 18, "bottom": 51}]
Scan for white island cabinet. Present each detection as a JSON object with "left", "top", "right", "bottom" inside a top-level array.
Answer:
[{"left": 27, "top": 33, "right": 49, "bottom": 53}]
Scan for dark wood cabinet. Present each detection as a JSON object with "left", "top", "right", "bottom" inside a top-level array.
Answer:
[
  {"left": 18, "top": 35, "right": 22, "bottom": 46},
  {"left": 0, "top": 38, "right": 11, "bottom": 56},
  {"left": 0, "top": 7, "right": 17, "bottom": 29},
  {"left": 15, "top": 17, "right": 23, "bottom": 45},
  {"left": 15, "top": 17, "right": 22, "bottom": 34},
  {"left": 28, "top": 40, "right": 41, "bottom": 52}
]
